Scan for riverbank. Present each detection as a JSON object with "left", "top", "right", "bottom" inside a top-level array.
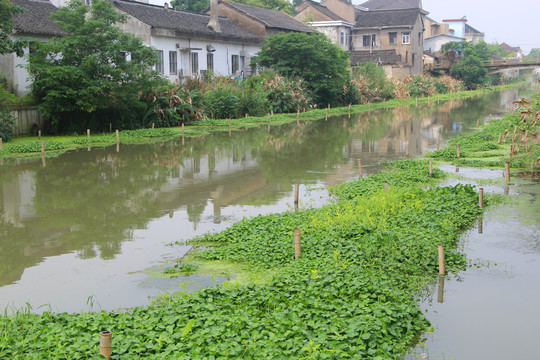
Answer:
[
  {"left": 0, "top": 84, "right": 519, "bottom": 160},
  {"left": 0, "top": 87, "right": 537, "bottom": 358}
]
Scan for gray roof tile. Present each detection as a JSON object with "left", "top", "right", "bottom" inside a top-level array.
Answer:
[
  {"left": 113, "top": 0, "right": 262, "bottom": 43},
  {"left": 355, "top": 8, "right": 421, "bottom": 28},
  {"left": 11, "top": 0, "right": 65, "bottom": 36},
  {"left": 359, "top": 0, "right": 421, "bottom": 10},
  {"left": 350, "top": 49, "right": 400, "bottom": 65},
  {"left": 222, "top": 1, "right": 315, "bottom": 33}
]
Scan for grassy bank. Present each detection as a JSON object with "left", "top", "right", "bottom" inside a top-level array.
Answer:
[{"left": 0, "top": 84, "right": 519, "bottom": 159}]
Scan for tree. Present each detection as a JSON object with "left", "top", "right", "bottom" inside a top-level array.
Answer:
[
  {"left": 442, "top": 41, "right": 497, "bottom": 89},
  {"left": 233, "top": 0, "right": 295, "bottom": 15},
  {"left": 170, "top": 0, "right": 209, "bottom": 13},
  {"left": 0, "top": 0, "right": 26, "bottom": 56},
  {"left": 28, "top": 0, "right": 164, "bottom": 132},
  {"left": 525, "top": 48, "right": 540, "bottom": 59},
  {"left": 254, "top": 32, "right": 351, "bottom": 107}
]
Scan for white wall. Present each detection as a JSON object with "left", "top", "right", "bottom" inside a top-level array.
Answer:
[{"left": 150, "top": 35, "right": 260, "bottom": 81}]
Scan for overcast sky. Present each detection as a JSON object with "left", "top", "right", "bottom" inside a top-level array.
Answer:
[{"left": 149, "top": 0, "right": 540, "bottom": 54}]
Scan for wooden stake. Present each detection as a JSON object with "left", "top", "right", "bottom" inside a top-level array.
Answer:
[
  {"left": 41, "top": 140, "right": 45, "bottom": 155},
  {"left": 415, "top": 97, "right": 418, "bottom": 107},
  {"left": 438, "top": 244, "right": 445, "bottom": 275},
  {"left": 87, "top": 129, "right": 90, "bottom": 137},
  {"left": 505, "top": 161, "right": 510, "bottom": 182},
  {"left": 182, "top": 122, "right": 185, "bottom": 146},
  {"left": 297, "top": 109, "right": 300, "bottom": 124},
  {"left": 271, "top": 110, "right": 274, "bottom": 116},
  {"left": 267, "top": 113, "right": 270, "bottom": 122},
  {"left": 294, "top": 184, "right": 299, "bottom": 204},
  {"left": 476, "top": 118, "right": 480, "bottom": 129},
  {"left": 479, "top": 188, "right": 483, "bottom": 208},
  {"left": 437, "top": 276, "right": 444, "bottom": 303},
  {"left": 498, "top": 133, "right": 502, "bottom": 144},
  {"left": 456, "top": 144, "right": 460, "bottom": 158},
  {"left": 437, "top": 131, "right": 440, "bottom": 150},
  {"left": 0, "top": 137, "right": 2, "bottom": 150},
  {"left": 429, "top": 159, "right": 433, "bottom": 177},
  {"left": 325, "top": 108, "right": 328, "bottom": 120},
  {"left": 116, "top": 142, "right": 119, "bottom": 153},
  {"left": 348, "top": 103, "right": 351, "bottom": 117},
  {"left": 358, "top": 159, "right": 362, "bottom": 178},
  {"left": 38, "top": 130, "right": 41, "bottom": 139},
  {"left": 294, "top": 228, "right": 301, "bottom": 259},
  {"left": 152, "top": 123, "right": 155, "bottom": 129},
  {"left": 384, "top": 183, "right": 389, "bottom": 193},
  {"left": 100, "top": 331, "right": 112, "bottom": 360},
  {"left": 109, "top": 123, "right": 112, "bottom": 132},
  {"left": 478, "top": 216, "right": 483, "bottom": 234}
]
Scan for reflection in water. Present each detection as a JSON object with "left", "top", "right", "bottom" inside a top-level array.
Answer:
[{"left": 0, "top": 88, "right": 531, "bottom": 312}]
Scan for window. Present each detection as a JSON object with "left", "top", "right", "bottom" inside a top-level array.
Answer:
[
  {"left": 389, "top": 32, "right": 397, "bottom": 45},
  {"left": 207, "top": 53, "right": 214, "bottom": 72},
  {"left": 231, "top": 54, "right": 239, "bottom": 74},
  {"left": 169, "top": 51, "right": 177, "bottom": 74},
  {"left": 29, "top": 41, "right": 39, "bottom": 54},
  {"left": 418, "top": 32, "right": 422, "bottom": 43},
  {"left": 362, "top": 34, "right": 376, "bottom": 48},
  {"left": 340, "top": 32, "right": 345, "bottom": 45},
  {"left": 155, "top": 50, "right": 163, "bottom": 73},
  {"left": 85, "top": 0, "right": 91, "bottom": 5},
  {"left": 191, "top": 52, "right": 198, "bottom": 75},
  {"left": 402, "top": 32, "right": 410, "bottom": 44}
]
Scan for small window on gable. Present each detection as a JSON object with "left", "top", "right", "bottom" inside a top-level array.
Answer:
[
  {"left": 389, "top": 32, "right": 397, "bottom": 45},
  {"left": 155, "top": 50, "right": 163, "bottom": 73},
  {"left": 191, "top": 52, "right": 199, "bottom": 75},
  {"left": 402, "top": 32, "right": 410, "bottom": 44},
  {"left": 231, "top": 54, "right": 239, "bottom": 74},
  {"left": 169, "top": 51, "right": 177, "bottom": 75}
]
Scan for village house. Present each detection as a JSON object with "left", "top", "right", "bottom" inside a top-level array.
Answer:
[
  {"left": 203, "top": 0, "right": 315, "bottom": 39},
  {"left": 112, "top": 0, "right": 263, "bottom": 80},
  {"left": 499, "top": 42, "right": 522, "bottom": 59},
  {"left": 0, "top": 0, "right": 65, "bottom": 96},
  {"left": 442, "top": 17, "right": 484, "bottom": 44},
  {"left": 294, "top": 0, "right": 353, "bottom": 51},
  {"left": 295, "top": 0, "right": 424, "bottom": 78}
]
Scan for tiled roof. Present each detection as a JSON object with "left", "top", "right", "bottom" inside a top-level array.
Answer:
[
  {"left": 112, "top": 0, "right": 262, "bottom": 43},
  {"left": 221, "top": 1, "right": 315, "bottom": 33},
  {"left": 464, "top": 23, "right": 483, "bottom": 35},
  {"left": 360, "top": 0, "right": 421, "bottom": 10},
  {"left": 354, "top": 8, "right": 421, "bottom": 28},
  {"left": 11, "top": 0, "right": 65, "bottom": 36},
  {"left": 350, "top": 49, "right": 400, "bottom": 65},
  {"left": 299, "top": 0, "right": 345, "bottom": 21}
]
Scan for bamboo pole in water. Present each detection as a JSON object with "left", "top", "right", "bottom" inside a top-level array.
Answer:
[
  {"left": 505, "top": 162, "right": 511, "bottom": 182},
  {"left": 456, "top": 144, "right": 460, "bottom": 158},
  {"left": 116, "top": 130, "right": 119, "bottom": 143},
  {"left": 437, "top": 131, "right": 440, "bottom": 150},
  {"left": 438, "top": 244, "right": 445, "bottom": 275},
  {"left": 437, "top": 276, "right": 444, "bottom": 303},
  {"left": 294, "top": 228, "right": 301, "bottom": 259},
  {"left": 87, "top": 129, "right": 90, "bottom": 137},
  {"left": 479, "top": 188, "right": 484, "bottom": 208},
  {"left": 41, "top": 140, "right": 45, "bottom": 155},
  {"left": 294, "top": 184, "right": 299, "bottom": 205},
  {"left": 100, "top": 331, "right": 112, "bottom": 360}
]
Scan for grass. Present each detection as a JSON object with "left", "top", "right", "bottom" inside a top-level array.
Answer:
[{"left": 0, "top": 83, "right": 522, "bottom": 159}]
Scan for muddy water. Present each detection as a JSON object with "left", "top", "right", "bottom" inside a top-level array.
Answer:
[
  {"left": 0, "top": 88, "right": 531, "bottom": 314},
  {"left": 409, "top": 167, "right": 540, "bottom": 360}
]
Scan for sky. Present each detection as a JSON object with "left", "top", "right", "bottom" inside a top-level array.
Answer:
[{"left": 149, "top": 0, "right": 540, "bottom": 54}]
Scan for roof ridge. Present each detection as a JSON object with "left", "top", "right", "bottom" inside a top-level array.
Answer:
[{"left": 221, "top": 0, "right": 272, "bottom": 27}]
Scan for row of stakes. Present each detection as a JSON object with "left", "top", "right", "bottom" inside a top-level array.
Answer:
[{"left": 94, "top": 164, "right": 489, "bottom": 358}]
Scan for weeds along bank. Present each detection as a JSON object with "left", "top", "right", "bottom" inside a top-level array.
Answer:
[
  {"left": 0, "top": 89, "right": 536, "bottom": 359},
  {"left": 0, "top": 160, "right": 484, "bottom": 359},
  {"left": 0, "top": 84, "right": 519, "bottom": 159}
]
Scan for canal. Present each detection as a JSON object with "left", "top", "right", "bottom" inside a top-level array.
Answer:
[{"left": 0, "top": 87, "right": 531, "bottom": 319}]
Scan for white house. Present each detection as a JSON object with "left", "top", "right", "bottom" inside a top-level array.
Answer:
[
  {"left": 112, "top": 0, "right": 263, "bottom": 81},
  {"left": 0, "top": 0, "right": 65, "bottom": 96}
]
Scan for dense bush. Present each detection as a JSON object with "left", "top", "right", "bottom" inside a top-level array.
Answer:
[{"left": 0, "top": 104, "right": 16, "bottom": 142}]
